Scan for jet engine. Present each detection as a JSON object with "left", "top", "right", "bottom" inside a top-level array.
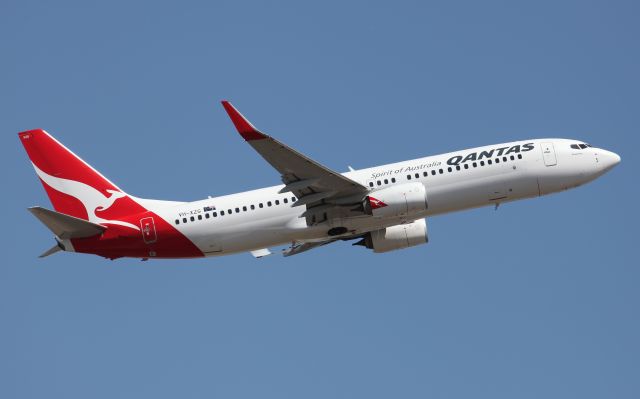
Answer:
[
  {"left": 364, "top": 182, "right": 427, "bottom": 218},
  {"left": 354, "top": 219, "right": 428, "bottom": 253}
]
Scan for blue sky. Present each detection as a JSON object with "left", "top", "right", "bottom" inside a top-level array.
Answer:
[{"left": 1, "top": 1, "right": 638, "bottom": 398}]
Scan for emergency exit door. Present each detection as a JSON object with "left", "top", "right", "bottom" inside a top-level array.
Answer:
[
  {"left": 140, "top": 217, "right": 157, "bottom": 244},
  {"left": 541, "top": 142, "right": 557, "bottom": 166}
]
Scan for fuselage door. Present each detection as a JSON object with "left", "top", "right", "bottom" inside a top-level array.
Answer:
[
  {"left": 541, "top": 142, "right": 557, "bottom": 166},
  {"left": 140, "top": 217, "right": 158, "bottom": 244}
]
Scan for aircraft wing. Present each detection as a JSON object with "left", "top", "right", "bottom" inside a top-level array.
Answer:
[
  {"left": 221, "top": 101, "right": 368, "bottom": 213},
  {"left": 282, "top": 238, "right": 338, "bottom": 257}
]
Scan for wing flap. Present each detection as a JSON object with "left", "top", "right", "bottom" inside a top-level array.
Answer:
[{"left": 250, "top": 248, "right": 272, "bottom": 258}]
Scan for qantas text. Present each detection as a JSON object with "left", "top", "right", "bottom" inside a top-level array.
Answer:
[{"left": 446, "top": 143, "right": 535, "bottom": 165}]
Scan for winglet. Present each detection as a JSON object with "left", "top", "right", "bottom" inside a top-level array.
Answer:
[{"left": 221, "top": 101, "right": 267, "bottom": 141}]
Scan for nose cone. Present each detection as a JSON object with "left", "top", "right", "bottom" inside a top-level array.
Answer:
[{"left": 599, "top": 150, "right": 621, "bottom": 171}]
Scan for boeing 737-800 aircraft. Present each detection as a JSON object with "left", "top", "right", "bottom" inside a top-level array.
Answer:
[{"left": 20, "top": 101, "right": 620, "bottom": 260}]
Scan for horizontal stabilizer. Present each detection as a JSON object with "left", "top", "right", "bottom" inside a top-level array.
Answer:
[
  {"left": 28, "top": 206, "right": 106, "bottom": 239},
  {"left": 39, "top": 243, "right": 62, "bottom": 258}
]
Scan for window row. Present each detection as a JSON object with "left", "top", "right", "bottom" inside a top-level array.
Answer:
[
  {"left": 175, "top": 196, "right": 297, "bottom": 225},
  {"left": 369, "top": 154, "right": 524, "bottom": 187}
]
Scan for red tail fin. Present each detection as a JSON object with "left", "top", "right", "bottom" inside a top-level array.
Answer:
[{"left": 18, "top": 129, "right": 145, "bottom": 227}]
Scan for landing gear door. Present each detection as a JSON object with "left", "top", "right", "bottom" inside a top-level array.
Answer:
[
  {"left": 140, "top": 217, "right": 157, "bottom": 244},
  {"left": 541, "top": 142, "right": 557, "bottom": 166}
]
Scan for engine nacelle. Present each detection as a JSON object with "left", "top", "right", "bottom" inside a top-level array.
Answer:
[
  {"left": 355, "top": 219, "right": 428, "bottom": 253},
  {"left": 364, "top": 182, "right": 428, "bottom": 218}
]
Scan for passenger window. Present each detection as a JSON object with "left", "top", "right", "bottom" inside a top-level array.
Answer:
[
  {"left": 473, "top": 162, "right": 477, "bottom": 168},
  {"left": 495, "top": 158, "right": 500, "bottom": 163},
  {"left": 190, "top": 216, "right": 195, "bottom": 222},
  {"left": 510, "top": 155, "right": 515, "bottom": 161},
  {"left": 447, "top": 167, "right": 452, "bottom": 172},
  {"left": 291, "top": 197, "right": 296, "bottom": 202},
  {"left": 391, "top": 177, "right": 396, "bottom": 183},
  {"left": 243, "top": 206, "right": 247, "bottom": 211},
  {"left": 175, "top": 219, "right": 179, "bottom": 225},
  {"left": 480, "top": 161, "right": 485, "bottom": 166},
  {"left": 415, "top": 173, "right": 419, "bottom": 178},
  {"left": 205, "top": 213, "right": 210, "bottom": 219},
  {"left": 431, "top": 170, "right": 436, "bottom": 176},
  {"left": 197, "top": 215, "right": 202, "bottom": 220},
  {"left": 502, "top": 156, "right": 507, "bottom": 162},
  {"left": 228, "top": 209, "right": 232, "bottom": 214},
  {"left": 259, "top": 203, "right": 263, "bottom": 208},
  {"left": 369, "top": 182, "right": 374, "bottom": 187},
  {"left": 407, "top": 175, "right": 412, "bottom": 180},
  {"left": 183, "top": 218, "right": 187, "bottom": 223},
  {"left": 267, "top": 201, "right": 272, "bottom": 207},
  {"left": 220, "top": 211, "right": 225, "bottom": 216},
  {"left": 464, "top": 164, "right": 469, "bottom": 169},
  {"left": 456, "top": 165, "right": 461, "bottom": 171},
  {"left": 235, "top": 207, "right": 240, "bottom": 212},
  {"left": 213, "top": 212, "right": 218, "bottom": 217},
  {"left": 384, "top": 179, "right": 388, "bottom": 184},
  {"left": 517, "top": 154, "right": 522, "bottom": 159},
  {"left": 275, "top": 200, "right": 280, "bottom": 205},
  {"left": 284, "top": 198, "right": 288, "bottom": 204},
  {"left": 377, "top": 180, "right": 381, "bottom": 186},
  {"left": 439, "top": 169, "right": 444, "bottom": 174},
  {"left": 423, "top": 171, "right": 428, "bottom": 177},
  {"left": 488, "top": 159, "right": 492, "bottom": 165}
]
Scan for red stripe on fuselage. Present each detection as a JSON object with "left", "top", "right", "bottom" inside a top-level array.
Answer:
[
  {"left": 70, "top": 210, "right": 204, "bottom": 259},
  {"left": 20, "top": 130, "right": 203, "bottom": 259}
]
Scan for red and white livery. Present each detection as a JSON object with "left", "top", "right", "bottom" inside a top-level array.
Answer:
[{"left": 19, "top": 101, "right": 620, "bottom": 260}]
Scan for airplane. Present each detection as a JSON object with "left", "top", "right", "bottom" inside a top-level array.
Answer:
[{"left": 19, "top": 101, "right": 620, "bottom": 260}]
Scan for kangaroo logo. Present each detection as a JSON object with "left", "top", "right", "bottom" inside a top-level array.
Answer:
[
  {"left": 32, "top": 163, "right": 140, "bottom": 231},
  {"left": 368, "top": 196, "right": 388, "bottom": 210}
]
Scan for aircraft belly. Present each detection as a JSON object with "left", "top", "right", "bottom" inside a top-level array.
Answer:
[{"left": 195, "top": 214, "right": 326, "bottom": 255}]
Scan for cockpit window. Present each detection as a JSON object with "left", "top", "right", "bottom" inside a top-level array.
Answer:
[
  {"left": 571, "top": 144, "right": 580, "bottom": 149},
  {"left": 571, "top": 143, "right": 593, "bottom": 150}
]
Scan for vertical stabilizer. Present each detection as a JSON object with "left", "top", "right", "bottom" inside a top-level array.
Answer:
[{"left": 18, "top": 129, "right": 146, "bottom": 229}]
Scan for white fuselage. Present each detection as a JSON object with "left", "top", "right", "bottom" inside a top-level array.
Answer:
[{"left": 152, "top": 138, "right": 619, "bottom": 256}]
